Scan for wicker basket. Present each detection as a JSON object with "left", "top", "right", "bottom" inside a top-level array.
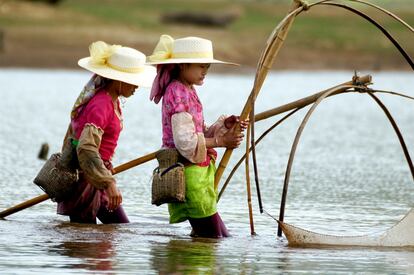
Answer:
[
  {"left": 33, "top": 152, "right": 79, "bottom": 202},
  {"left": 151, "top": 149, "right": 186, "bottom": 206},
  {"left": 155, "top": 148, "right": 180, "bottom": 167}
]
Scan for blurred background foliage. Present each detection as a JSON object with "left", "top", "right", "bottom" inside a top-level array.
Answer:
[{"left": 0, "top": 0, "right": 413, "bottom": 70}]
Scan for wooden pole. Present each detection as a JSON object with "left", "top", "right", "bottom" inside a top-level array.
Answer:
[
  {"left": 0, "top": 194, "right": 50, "bottom": 219},
  {"left": 347, "top": 0, "right": 414, "bottom": 33},
  {"left": 250, "top": 104, "right": 263, "bottom": 213},
  {"left": 214, "top": 1, "right": 303, "bottom": 189},
  {"left": 277, "top": 84, "right": 355, "bottom": 236},
  {"left": 0, "top": 151, "right": 157, "bottom": 219},
  {"left": 112, "top": 151, "right": 157, "bottom": 174},
  {"left": 217, "top": 75, "right": 372, "bottom": 201},
  {"left": 244, "top": 121, "right": 255, "bottom": 235},
  {"left": 255, "top": 75, "right": 372, "bottom": 122}
]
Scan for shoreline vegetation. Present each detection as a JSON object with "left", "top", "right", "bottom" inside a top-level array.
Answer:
[{"left": 0, "top": 0, "right": 413, "bottom": 72}]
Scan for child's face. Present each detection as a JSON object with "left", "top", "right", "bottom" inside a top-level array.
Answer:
[
  {"left": 118, "top": 81, "right": 138, "bottom": 98},
  {"left": 180, "top": 63, "right": 211, "bottom": 86}
]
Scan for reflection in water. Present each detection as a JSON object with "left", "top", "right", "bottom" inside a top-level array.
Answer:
[
  {"left": 150, "top": 238, "right": 218, "bottom": 274},
  {"left": 51, "top": 223, "right": 117, "bottom": 272},
  {"left": 54, "top": 240, "right": 115, "bottom": 272}
]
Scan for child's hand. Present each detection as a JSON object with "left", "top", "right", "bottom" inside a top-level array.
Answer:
[
  {"left": 218, "top": 127, "right": 245, "bottom": 149},
  {"left": 224, "top": 115, "right": 249, "bottom": 131},
  {"left": 224, "top": 115, "right": 239, "bottom": 129},
  {"left": 106, "top": 181, "right": 123, "bottom": 211},
  {"left": 239, "top": 119, "right": 249, "bottom": 132}
]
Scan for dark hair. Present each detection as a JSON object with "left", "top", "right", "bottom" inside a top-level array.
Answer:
[
  {"left": 170, "top": 64, "right": 180, "bottom": 80},
  {"left": 98, "top": 76, "right": 113, "bottom": 87}
]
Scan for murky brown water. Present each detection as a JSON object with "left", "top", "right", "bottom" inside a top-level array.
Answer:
[{"left": 1, "top": 69, "right": 414, "bottom": 274}]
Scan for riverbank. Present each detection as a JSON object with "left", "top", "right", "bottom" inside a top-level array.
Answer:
[{"left": 0, "top": 0, "right": 413, "bottom": 71}]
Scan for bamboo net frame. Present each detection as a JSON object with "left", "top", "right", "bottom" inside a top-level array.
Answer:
[
  {"left": 276, "top": 86, "right": 414, "bottom": 236},
  {"left": 216, "top": 0, "right": 414, "bottom": 190},
  {"left": 215, "top": 0, "right": 414, "bottom": 236},
  {"left": 218, "top": 75, "right": 372, "bottom": 201}
]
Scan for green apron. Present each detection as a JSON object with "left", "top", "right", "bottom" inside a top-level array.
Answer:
[{"left": 168, "top": 162, "right": 217, "bottom": 223}]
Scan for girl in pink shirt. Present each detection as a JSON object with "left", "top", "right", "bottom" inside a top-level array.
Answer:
[
  {"left": 57, "top": 41, "right": 155, "bottom": 223},
  {"left": 148, "top": 35, "right": 248, "bottom": 237}
]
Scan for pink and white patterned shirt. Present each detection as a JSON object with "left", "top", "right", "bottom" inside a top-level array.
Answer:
[
  {"left": 161, "top": 80, "right": 218, "bottom": 166},
  {"left": 161, "top": 80, "right": 204, "bottom": 148}
]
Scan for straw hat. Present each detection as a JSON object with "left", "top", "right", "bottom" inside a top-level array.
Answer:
[
  {"left": 78, "top": 41, "right": 156, "bottom": 87},
  {"left": 147, "top": 35, "right": 237, "bottom": 65}
]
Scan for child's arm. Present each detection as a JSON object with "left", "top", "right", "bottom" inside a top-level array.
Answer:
[
  {"left": 204, "top": 115, "right": 228, "bottom": 138},
  {"left": 172, "top": 112, "right": 206, "bottom": 163}
]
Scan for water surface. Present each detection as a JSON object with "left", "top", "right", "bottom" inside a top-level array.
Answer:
[{"left": 1, "top": 69, "right": 414, "bottom": 274}]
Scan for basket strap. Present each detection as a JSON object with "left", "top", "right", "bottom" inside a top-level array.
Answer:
[{"left": 160, "top": 163, "right": 184, "bottom": 177}]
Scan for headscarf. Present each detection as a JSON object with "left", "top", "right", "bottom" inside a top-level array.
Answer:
[
  {"left": 70, "top": 74, "right": 109, "bottom": 119},
  {"left": 150, "top": 64, "right": 178, "bottom": 104}
]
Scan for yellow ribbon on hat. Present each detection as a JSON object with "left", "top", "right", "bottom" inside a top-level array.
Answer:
[
  {"left": 147, "top": 34, "right": 174, "bottom": 62},
  {"left": 173, "top": 51, "right": 213, "bottom": 59},
  {"left": 89, "top": 41, "right": 121, "bottom": 66},
  {"left": 107, "top": 62, "right": 145, "bottom": 73}
]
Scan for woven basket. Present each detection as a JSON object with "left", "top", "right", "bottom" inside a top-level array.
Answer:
[
  {"left": 156, "top": 148, "right": 180, "bottom": 167},
  {"left": 33, "top": 153, "right": 79, "bottom": 202},
  {"left": 151, "top": 149, "right": 186, "bottom": 206}
]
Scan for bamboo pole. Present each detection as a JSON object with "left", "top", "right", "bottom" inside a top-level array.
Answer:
[
  {"left": 0, "top": 151, "right": 157, "bottom": 219},
  {"left": 277, "top": 84, "right": 355, "bottom": 236},
  {"left": 112, "top": 151, "right": 157, "bottom": 174},
  {"left": 0, "top": 194, "right": 50, "bottom": 219},
  {"left": 214, "top": 0, "right": 304, "bottom": 189},
  {"left": 218, "top": 108, "right": 302, "bottom": 202},
  {"left": 277, "top": 86, "right": 414, "bottom": 236},
  {"left": 218, "top": 75, "right": 372, "bottom": 201},
  {"left": 255, "top": 75, "right": 372, "bottom": 122},
  {"left": 367, "top": 92, "right": 414, "bottom": 182},
  {"left": 244, "top": 121, "right": 255, "bottom": 235},
  {"left": 250, "top": 105, "right": 263, "bottom": 213},
  {"left": 344, "top": 0, "right": 414, "bottom": 33},
  {"left": 320, "top": 2, "right": 414, "bottom": 70}
]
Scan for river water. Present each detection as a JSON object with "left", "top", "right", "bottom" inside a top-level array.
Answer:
[{"left": 1, "top": 69, "right": 414, "bottom": 274}]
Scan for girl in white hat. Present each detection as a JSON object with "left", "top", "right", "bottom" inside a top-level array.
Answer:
[
  {"left": 57, "top": 41, "right": 156, "bottom": 224},
  {"left": 148, "top": 35, "right": 248, "bottom": 237}
]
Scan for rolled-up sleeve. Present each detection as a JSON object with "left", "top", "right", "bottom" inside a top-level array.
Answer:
[
  {"left": 77, "top": 123, "right": 114, "bottom": 189},
  {"left": 172, "top": 112, "right": 206, "bottom": 164},
  {"left": 204, "top": 115, "right": 228, "bottom": 138}
]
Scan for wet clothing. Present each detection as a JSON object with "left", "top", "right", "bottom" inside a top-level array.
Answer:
[
  {"left": 161, "top": 80, "right": 229, "bottom": 237},
  {"left": 58, "top": 88, "right": 129, "bottom": 224},
  {"left": 60, "top": 167, "right": 129, "bottom": 224},
  {"left": 189, "top": 213, "right": 229, "bottom": 238},
  {"left": 168, "top": 162, "right": 217, "bottom": 223}
]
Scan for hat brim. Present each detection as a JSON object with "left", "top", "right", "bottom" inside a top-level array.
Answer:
[
  {"left": 78, "top": 57, "right": 156, "bottom": 87},
  {"left": 146, "top": 58, "right": 239, "bottom": 66}
]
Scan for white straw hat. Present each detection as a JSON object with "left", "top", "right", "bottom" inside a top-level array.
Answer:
[
  {"left": 147, "top": 35, "right": 237, "bottom": 65},
  {"left": 78, "top": 41, "right": 156, "bottom": 87}
]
